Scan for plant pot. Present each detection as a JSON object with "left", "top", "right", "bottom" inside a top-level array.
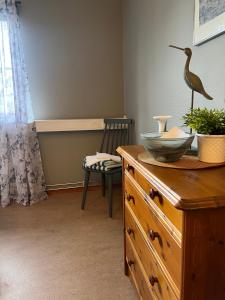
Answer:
[{"left": 197, "top": 134, "right": 225, "bottom": 163}]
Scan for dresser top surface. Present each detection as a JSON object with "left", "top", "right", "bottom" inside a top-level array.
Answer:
[{"left": 118, "top": 145, "right": 225, "bottom": 210}]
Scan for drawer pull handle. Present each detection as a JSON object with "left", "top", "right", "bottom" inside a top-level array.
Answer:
[
  {"left": 149, "top": 188, "right": 159, "bottom": 200},
  {"left": 127, "top": 227, "right": 134, "bottom": 237},
  {"left": 149, "top": 229, "right": 160, "bottom": 241},
  {"left": 149, "top": 275, "right": 159, "bottom": 286},
  {"left": 126, "top": 164, "right": 134, "bottom": 174},
  {"left": 128, "top": 260, "right": 135, "bottom": 267},
  {"left": 127, "top": 194, "right": 135, "bottom": 205}
]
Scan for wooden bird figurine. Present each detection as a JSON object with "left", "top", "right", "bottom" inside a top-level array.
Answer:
[{"left": 169, "top": 45, "right": 213, "bottom": 109}]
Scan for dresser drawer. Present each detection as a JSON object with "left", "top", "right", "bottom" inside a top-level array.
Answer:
[
  {"left": 126, "top": 236, "right": 155, "bottom": 300},
  {"left": 124, "top": 160, "right": 183, "bottom": 232},
  {"left": 125, "top": 174, "right": 182, "bottom": 290},
  {"left": 126, "top": 233, "right": 178, "bottom": 300},
  {"left": 125, "top": 204, "right": 180, "bottom": 299},
  {"left": 118, "top": 145, "right": 225, "bottom": 300}
]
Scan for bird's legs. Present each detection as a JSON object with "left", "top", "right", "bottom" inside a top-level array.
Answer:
[
  {"left": 191, "top": 90, "right": 194, "bottom": 111},
  {"left": 190, "top": 90, "right": 194, "bottom": 134}
]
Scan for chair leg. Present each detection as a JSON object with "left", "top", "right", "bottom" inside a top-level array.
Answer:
[
  {"left": 107, "top": 174, "right": 113, "bottom": 218},
  {"left": 101, "top": 173, "right": 106, "bottom": 196},
  {"left": 81, "top": 170, "right": 90, "bottom": 210}
]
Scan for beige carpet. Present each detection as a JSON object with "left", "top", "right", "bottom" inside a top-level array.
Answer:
[{"left": 0, "top": 188, "right": 137, "bottom": 300}]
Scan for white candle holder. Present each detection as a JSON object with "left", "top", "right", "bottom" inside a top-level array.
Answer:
[{"left": 153, "top": 115, "right": 172, "bottom": 132}]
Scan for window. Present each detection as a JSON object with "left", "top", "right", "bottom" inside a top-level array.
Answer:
[{"left": 0, "top": 20, "right": 15, "bottom": 121}]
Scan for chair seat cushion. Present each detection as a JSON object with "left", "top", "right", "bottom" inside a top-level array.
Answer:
[{"left": 83, "top": 158, "right": 121, "bottom": 172}]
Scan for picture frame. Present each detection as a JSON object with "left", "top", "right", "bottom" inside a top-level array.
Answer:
[{"left": 193, "top": 0, "right": 225, "bottom": 45}]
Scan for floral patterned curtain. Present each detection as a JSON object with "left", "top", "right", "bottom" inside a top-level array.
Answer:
[{"left": 0, "top": 0, "right": 47, "bottom": 207}]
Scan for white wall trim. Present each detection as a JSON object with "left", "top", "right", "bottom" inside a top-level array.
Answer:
[
  {"left": 35, "top": 119, "right": 105, "bottom": 133},
  {"left": 35, "top": 117, "right": 127, "bottom": 133},
  {"left": 46, "top": 180, "right": 99, "bottom": 191}
]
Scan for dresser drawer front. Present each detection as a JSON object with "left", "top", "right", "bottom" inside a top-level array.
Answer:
[
  {"left": 125, "top": 205, "right": 180, "bottom": 299},
  {"left": 126, "top": 233, "right": 178, "bottom": 300},
  {"left": 125, "top": 174, "right": 182, "bottom": 290},
  {"left": 124, "top": 160, "right": 183, "bottom": 232},
  {"left": 126, "top": 237, "right": 155, "bottom": 300}
]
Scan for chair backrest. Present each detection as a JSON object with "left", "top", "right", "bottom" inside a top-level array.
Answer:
[{"left": 100, "top": 118, "right": 133, "bottom": 155}]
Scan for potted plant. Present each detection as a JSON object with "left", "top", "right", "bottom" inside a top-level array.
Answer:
[{"left": 183, "top": 108, "right": 225, "bottom": 163}]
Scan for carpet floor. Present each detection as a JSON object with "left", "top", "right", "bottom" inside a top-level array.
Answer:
[{"left": 0, "top": 188, "right": 137, "bottom": 300}]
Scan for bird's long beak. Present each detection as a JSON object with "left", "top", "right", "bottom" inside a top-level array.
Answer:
[{"left": 169, "top": 45, "right": 185, "bottom": 51}]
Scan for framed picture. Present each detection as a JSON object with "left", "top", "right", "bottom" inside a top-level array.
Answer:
[{"left": 193, "top": 0, "right": 225, "bottom": 45}]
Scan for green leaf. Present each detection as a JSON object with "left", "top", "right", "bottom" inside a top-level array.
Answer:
[{"left": 182, "top": 108, "right": 225, "bottom": 135}]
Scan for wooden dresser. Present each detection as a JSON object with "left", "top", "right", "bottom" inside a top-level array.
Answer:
[{"left": 117, "top": 145, "right": 225, "bottom": 300}]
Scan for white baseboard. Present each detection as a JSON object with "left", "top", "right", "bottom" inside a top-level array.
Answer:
[{"left": 46, "top": 180, "right": 99, "bottom": 191}]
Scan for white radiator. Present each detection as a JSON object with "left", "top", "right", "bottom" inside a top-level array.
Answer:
[{"left": 35, "top": 119, "right": 105, "bottom": 133}]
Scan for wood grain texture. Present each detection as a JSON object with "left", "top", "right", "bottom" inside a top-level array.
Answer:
[
  {"left": 125, "top": 205, "right": 180, "bottom": 299},
  {"left": 124, "top": 159, "right": 183, "bottom": 231},
  {"left": 138, "top": 151, "right": 225, "bottom": 169},
  {"left": 125, "top": 176, "right": 182, "bottom": 291},
  {"left": 181, "top": 208, "right": 225, "bottom": 300},
  {"left": 118, "top": 145, "right": 225, "bottom": 210},
  {"left": 119, "top": 145, "right": 225, "bottom": 300},
  {"left": 126, "top": 236, "right": 155, "bottom": 300},
  {"left": 125, "top": 171, "right": 182, "bottom": 245}
]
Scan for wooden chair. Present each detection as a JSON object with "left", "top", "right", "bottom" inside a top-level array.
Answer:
[{"left": 81, "top": 118, "right": 133, "bottom": 217}]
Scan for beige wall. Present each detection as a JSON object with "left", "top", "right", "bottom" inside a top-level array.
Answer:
[
  {"left": 123, "top": 0, "right": 225, "bottom": 142},
  {"left": 19, "top": 0, "right": 124, "bottom": 187}
]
